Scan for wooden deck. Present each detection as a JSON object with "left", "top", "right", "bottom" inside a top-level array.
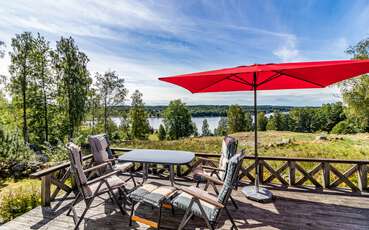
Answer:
[{"left": 2, "top": 177, "right": 369, "bottom": 230}]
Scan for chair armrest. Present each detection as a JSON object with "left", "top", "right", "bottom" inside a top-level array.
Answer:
[
  {"left": 84, "top": 162, "right": 112, "bottom": 173},
  {"left": 201, "top": 174, "right": 224, "bottom": 185},
  {"left": 201, "top": 165, "right": 225, "bottom": 172},
  {"left": 176, "top": 186, "right": 224, "bottom": 209},
  {"left": 86, "top": 170, "right": 120, "bottom": 185}
]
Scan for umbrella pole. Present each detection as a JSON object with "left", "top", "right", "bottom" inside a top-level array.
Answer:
[
  {"left": 253, "top": 77, "right": 259, "bottom": 193},
  {"left": 241, "top": 72, "right": 273, "bottom": 203}
]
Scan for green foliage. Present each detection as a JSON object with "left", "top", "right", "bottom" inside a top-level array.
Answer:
[
  {"left": 8, "top": 32, "right": 34, "bottom": 143},
  {"left": 0, "top": 131, "right": 37, "bottom": 178},
  {"left": 227, "top": 105, "right": 245, "bottom": 133},
  {"left": 257, "top": 112, "right": 268, "bottom": 131},
  {"left": 95, "top": 71, "right": 127, "bottom": 135},
  {"left": 201, "top": 119, "right": 211, "bottom": 136},
  {"left": 244, "top": 112, "right": 253, "bottom": 131},
  {"left": 51, "top": 36, "right": 91, "bottom": 140},
  {"left": 163, "top": 100, "right": 193, "bottom": 140},
  {"left": 129, "top": 90, "right": 150, "bottom": 140},
  {"left": 331, "top": 120, "right": 359, "bottom": 134},
  {"left": 158, "top": 124, "right": 166, "bottom": 140},
  {"left": 41, "top": 141, "right": 69, "bottom": 162},
  {"left": 0, "top": 181, "right": 40, "bottom": 222},
  {"left": 214, "top": 117, "right": 228, "bottom": 136},
  {"left": 266, "top": 111, "right": 284, "bottom": 131},
  {"left": 339, "top": 38, "right": 369, "bottom": 131}
]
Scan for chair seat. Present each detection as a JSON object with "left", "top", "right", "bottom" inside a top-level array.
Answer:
[
  {"left": 114, "top": 162, "right": 134, "bottom": 172},
  {"left": 87, "top": 175, "right": 125, "bottom": 197},
  {"left": 171, "top": 186, "right": 219, "bottom": 221},
  {"left": 129, "top": 182, "right": 176, "bottom": 207}
]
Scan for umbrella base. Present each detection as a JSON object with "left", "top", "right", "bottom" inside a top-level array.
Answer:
[{"left": 242, "top": 186, "right": 273, "bottom": 203}]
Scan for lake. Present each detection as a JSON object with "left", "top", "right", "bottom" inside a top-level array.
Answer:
[{"left": 112, "top": 116, "right": 224, "bottom": 135}]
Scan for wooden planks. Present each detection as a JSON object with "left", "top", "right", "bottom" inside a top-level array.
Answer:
[{"left": 3, "top": 177, "right": 369, "bottom": 230}]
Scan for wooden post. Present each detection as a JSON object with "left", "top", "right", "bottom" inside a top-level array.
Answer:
[
  {"left": 358, "top": 164, "right": 368, "bottom": 192},
  {"left": 323, "top": 162, "right": 330, "bottom": 189},
  {"left": 288, "top": 161, "right": 296, "bottom": 186},
  {"left": 258, "top": 160, "right": 264, "bottom": 184},
  {"left": 41, "top": 174, "right": 51, "bottom": 207}
]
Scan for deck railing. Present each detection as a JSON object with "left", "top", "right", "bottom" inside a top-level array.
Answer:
[{"left": 30, "top": 149, "right": 369, "bottom": 207}]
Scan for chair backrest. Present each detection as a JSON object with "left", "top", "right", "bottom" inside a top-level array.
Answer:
[
  {"left": 211, "top": 151, "right": 245, "bottom": 222},
  {"left": 88, "top": 134, "right": 113, "bottom": 164},
  {"left": 66, "top": 142, "right": 93, "bottom": 198},
  {"left": 218, "top": 136, "right": 238, "bottom": 179}
]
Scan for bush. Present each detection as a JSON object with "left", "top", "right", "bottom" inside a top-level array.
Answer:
[
  {"left": 0, "top": 182, "right": 40, "bottom": 223},
  {"left": 0, "top": 132, "right": 39, "bottom": 178},
  {"left": 331, "top": 120, "right": 359, "bottom": 134}
]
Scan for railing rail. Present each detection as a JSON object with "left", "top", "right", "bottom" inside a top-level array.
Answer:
[{"left": 30, "top": 149, "right": 369, "bottom": 207}]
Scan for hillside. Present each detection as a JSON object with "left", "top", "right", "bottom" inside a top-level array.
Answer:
[{"left": 121, "top": 131, "right": 369, "bottom": 160}]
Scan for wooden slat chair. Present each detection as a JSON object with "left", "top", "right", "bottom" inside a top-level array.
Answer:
[
  {"left": 66, "top": 142, "right": 128, "bottom": 230},
  {"left": 172, "top": 151, "right": 245, "bottom": 230},
  {"left": 128, "top": 182, "right": 177, "bottom": 229},
  {"left": 88, "top": 134, "right": 136, "bottom": 186},
  {"left": 193, "top": 136, "right": 239, "bottom": 209}
]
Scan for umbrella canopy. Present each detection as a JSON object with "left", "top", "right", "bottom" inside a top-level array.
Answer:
[
  {"left": 159, "top": 60, "right": 369, "bottom": 92},
  {"left": 158, "top": 59, "right": 369, "bottom": 201}
]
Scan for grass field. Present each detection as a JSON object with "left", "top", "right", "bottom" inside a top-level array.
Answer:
[{"left": 122, "top": 131, "right": 369, "bottom": 160}]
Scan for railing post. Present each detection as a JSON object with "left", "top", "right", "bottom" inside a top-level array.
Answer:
[
  {"left": 323, "top": 162, "right": 330, "bottom": 189},
  {"left": 41, "top": 174, "right": 51, "bottom": 207},
  {"left": 288, "top": 160, "right": 296, "bottom": 186},
  {"left": 358, "top": 164, "right": 368, "bottom": 192},
  {"left": 258, "top": 160, "right": 264, "bottom": 184}
]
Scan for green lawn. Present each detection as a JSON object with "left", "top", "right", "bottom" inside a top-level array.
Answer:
[{"left": 121, "top": 131, "right": 369, "bottom": 160}]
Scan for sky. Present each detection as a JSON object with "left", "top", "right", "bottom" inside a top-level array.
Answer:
[{"left": 0, "top": 0, "right": 368, "bottom": 106}]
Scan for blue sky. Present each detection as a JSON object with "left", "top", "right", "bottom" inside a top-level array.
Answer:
[{"left": 0, "top": 0, "right": 368, "bottom": 106}]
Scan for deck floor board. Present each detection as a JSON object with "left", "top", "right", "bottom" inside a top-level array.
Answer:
[{"left": 2, "top": 178, "right": 369, "bottom": 230}]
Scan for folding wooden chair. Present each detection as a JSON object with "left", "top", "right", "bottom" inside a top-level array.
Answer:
[
  {"left": 66, "top": 142, "right": 128, "bottom": 230},
  {"left": 172, "top": 151, "right": 245, "bottom": 230},
  {"left": 89, "top": 134, "right": 136, "bottom": 186},
  {"left": 192, "top": 136, "right": 239, "bottom": 209}
]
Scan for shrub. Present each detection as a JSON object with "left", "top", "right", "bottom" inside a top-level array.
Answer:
[
  {"left": 331, "top": 120, "right": 359, "bottom": 134},
  {"left": 0, "top": 132, "right": 39, "bottom": 178},
  {"left": 0, "top": 182, "right": 40, "bottom": 223}
]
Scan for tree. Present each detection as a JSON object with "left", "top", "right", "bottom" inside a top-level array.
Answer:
[
  {"left": 214, "top": 117, "right": 228, "bottom": 136},
  {"left": 8, "top": 32, "right": 34, "bottom": 143},
  {"left": 129, "top": 90, "right": 150, "bottom": 139},
  {"left": 158, "top": 124, "right": 166, "bottom": 140},
  {"left": 257, "top": 112, "right": 268, "bottom": 131},
  {"left": 340, "top": 37, "right": 369, "bottom": 131},
  {"left": 95, "top": 71, "right": 127, "bottom": 134},
  {"left": 227, "top": 105, "right": 245, "bottom": 133},
  {"left": 51, "top": 37, "right": 91, "bottom": 140},
  {"left": 267, "top": 111, "right": 283, "bottom": 131},
  {"left": 289, "top": 108, "right": 315, "bottom": 132},
  {"left": 201, "top": 119, "right": 211, "bottom": 136},
  {"left": 244, "top": 112, "right": 253, "bottom": 131},
  {"left": 163, "top": 99, "right": 193, "bottom": 140},
  {"left": 29, "top": 33, "right": 52, "bottom": 143}
]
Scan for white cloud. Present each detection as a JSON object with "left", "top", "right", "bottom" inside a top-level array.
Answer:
[{"left": 273, "top": 35, "right": 302, "bottom": 62}]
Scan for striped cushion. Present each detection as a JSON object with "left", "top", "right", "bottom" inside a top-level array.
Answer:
[
  {"left": 171, "top": 186, "right": 218, "bottom": 221},
  {"left": 142, "top": 186, "right": 177, "bottom": 207},
  {"left": 114, "top": 162, "right": 134, "bottom": 172},
  {"left": 89, "top": 134, "right": 110, "bottom": 163},
  {"left": 129, "top": 182, "right": 161, "bottom": 202},
  {"left": 218, "top": 136, "right": 237, "bottom": 179}
]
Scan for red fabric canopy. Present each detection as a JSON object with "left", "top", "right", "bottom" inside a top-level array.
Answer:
[{"left": 159, "top": 60, "right": 369, "bottom": 93}]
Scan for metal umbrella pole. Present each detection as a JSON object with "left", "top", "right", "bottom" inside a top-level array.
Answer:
[{"left": 242, "top": 72, "right": 273, "bottom": 202}]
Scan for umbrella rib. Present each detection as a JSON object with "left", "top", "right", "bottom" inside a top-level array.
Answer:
[
  {"left": 274, "top": 70, "right": 325, "bottom": 87},
  {"left": 231, "top": 74, "right": 253, "bottom": 86},
  {"left": 255, "top": 73, "right": 281, "bottom": 88}
]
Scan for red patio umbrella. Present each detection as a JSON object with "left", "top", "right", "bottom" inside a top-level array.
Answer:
[{"left": 158, "top": 59, "right": 369, "bottom": 201}]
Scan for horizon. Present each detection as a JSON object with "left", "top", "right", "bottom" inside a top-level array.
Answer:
[{"left": 0, "top": 1, "right": 368, "bottom": 106}]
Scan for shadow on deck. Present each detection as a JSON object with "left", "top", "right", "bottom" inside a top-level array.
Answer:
[{"left": 2, "top": 178, "right": 369, "bottom": 230}]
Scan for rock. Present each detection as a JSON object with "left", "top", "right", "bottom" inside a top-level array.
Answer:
[{"left": 316, "top": 135, "right": 328, "bottom": 141}]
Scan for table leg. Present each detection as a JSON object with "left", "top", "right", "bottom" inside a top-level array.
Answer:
[
  {"left": 143, "top": 163, "right": 148, "bottom": 183},
  {"left": 169, "top": 165, "right": 175, "bottom": 186}
]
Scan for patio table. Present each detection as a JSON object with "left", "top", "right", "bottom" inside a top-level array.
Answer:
[{"left": 117, "top": 149, "right": 195, "bottom": 186}]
